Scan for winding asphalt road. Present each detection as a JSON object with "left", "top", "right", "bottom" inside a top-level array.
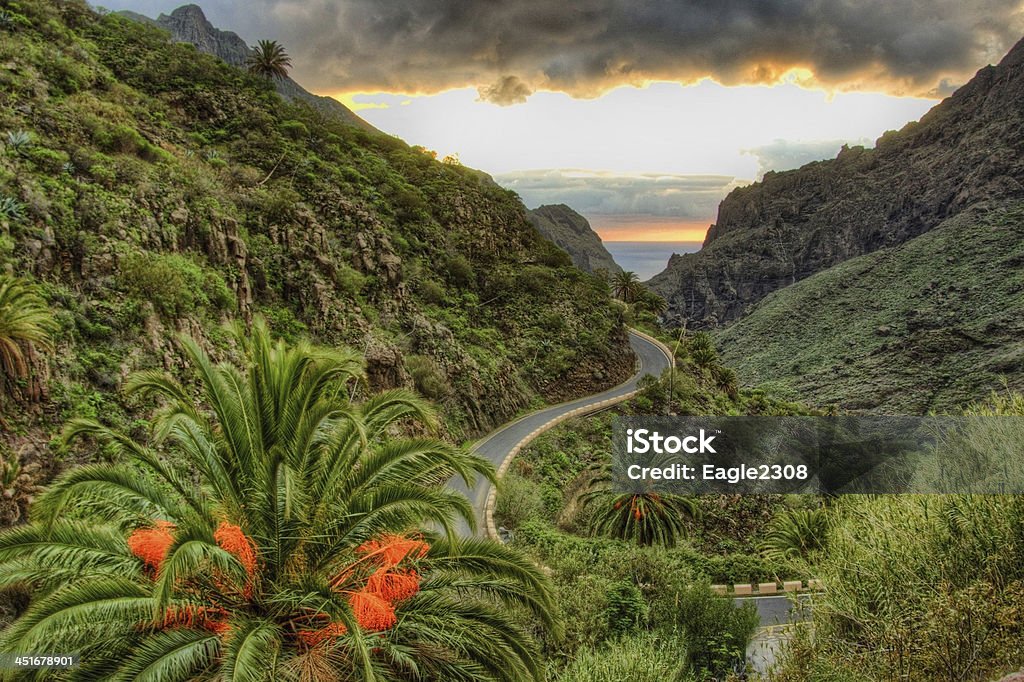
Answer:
[
  {"left": 447, "top": 329, "right": 805, "bottom": 628},
  {"left": 448, "top": 329, "right": 673, "bottom": 537}
]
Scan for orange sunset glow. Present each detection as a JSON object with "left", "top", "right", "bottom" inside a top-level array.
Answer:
[{"left": 589, "top": 216, "right": 711, "bottom": 243}]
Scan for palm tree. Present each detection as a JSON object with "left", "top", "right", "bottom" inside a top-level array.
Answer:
[
  {"left": 636, "top": 290, "right": 667, "bottom": 317},
  {"left": 0, "top": 318, "right": 554, "bottom": 680},
  {"left": 247, "top": 40, "right": 292, "bottom": 81},
  {"left": 584, "top": 491, "right": 699, "bottom": 548},
  {"left": 0, "top": 275, "right": 56, "bottom": 391},
  {"left": 760, "top": 507, "right": 830, "bottom": 561},
  {"left": 580, "top": 465, "right": 699, "bottom": 547},
  {"left": 611, "top": 271, "right": 641, "bottom": 303},
  {"left": 713, "top": 365, "right": 739, "bottom": 400},
  {"left": 687, "top": 331, "right": 718, "bottom": 369}
]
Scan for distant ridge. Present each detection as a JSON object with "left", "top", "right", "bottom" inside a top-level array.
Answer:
[
  {"left": 526, "top": 205, "right": 622, "bottom": 274},
  {"left": 119, "top": 4, "right": 377, "bottom": 133}
]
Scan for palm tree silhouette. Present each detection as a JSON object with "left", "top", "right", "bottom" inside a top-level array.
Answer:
[{"left": 247, "top": 40, "right": 292, "bottom": 81}]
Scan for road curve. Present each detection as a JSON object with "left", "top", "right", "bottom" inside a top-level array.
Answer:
[
  {"left": 448, "top": 329, "right": 674, "bottom": 538},
  {"left": 447, "top": 332, "right": 809, "bottom": 629}
]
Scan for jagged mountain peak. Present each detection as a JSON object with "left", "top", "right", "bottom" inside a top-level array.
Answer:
[
  {"left": 152, "top": 3, "right": 250, "bottom": 67},
  {"left": 120, "top": 4, "right": 377, "bottom": 132},
  {"left": 165, "top": 3, "right": 206, "bottom": 18}
]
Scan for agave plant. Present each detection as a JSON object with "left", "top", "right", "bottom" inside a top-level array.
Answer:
[
  {"left": 0, "top": 449, "right": 19, "bottom": 489},
  {"left": 0, "top": 196, "right": 26, "bottom": 222},
  {"left": 0, "top": 318, "right": 554, "bottom": 680},
  {"left": 4, "top": 130, "right": 33, "bottom": 157}
]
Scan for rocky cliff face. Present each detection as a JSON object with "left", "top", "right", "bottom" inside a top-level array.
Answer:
[
  {"left": 153, "top": 5, "right": 251, "bottom": 65},
  {"left": 121, "top": 4, "right": 377, "bottom": 132},
  {"left": 648, "top": 35, "right": 1024, "bottom": 329},
  {"left": 526, "top": 205, "right": 621, "bottom": 274}
]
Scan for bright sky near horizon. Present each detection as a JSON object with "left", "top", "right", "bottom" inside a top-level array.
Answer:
[
  {"left": 336, "top": 82, "right": 936, "bottom": 240},
  {"left": 101, "top": 0, "right": 1024, "bottom": 241}
]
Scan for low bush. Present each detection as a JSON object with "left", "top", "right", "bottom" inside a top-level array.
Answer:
[
  {"left": 494, "top": 471, "right": 545, "bottom": 530},
  {"left": 117, "top": 251, "right": 232, "bottom": 317},
  {"left": 556, "top": 634, "right": 688, "bottom": 682},
  {"left": 654, "top": 581, "right": 758, "bottom": 680},
  {"left": 405, "top": 354, "right": 449, "bottom": 401}
]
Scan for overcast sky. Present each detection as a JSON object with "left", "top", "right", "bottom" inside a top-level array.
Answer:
[{"left": 102, "top": 0, "right": 1024, "bottom": 240}]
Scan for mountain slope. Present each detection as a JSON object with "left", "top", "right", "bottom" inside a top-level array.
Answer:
[
  {"left": 526, "top": 204, "right": 621, "bottom": 274},
  {"left": 648, "top": 35, "right": 1024, "bottom": 328},
  {"left": 0, "top": 0, "right": 632, "bottom": 464},
  {"left": 120, "top": 4, "right": 377, "bottom": 132},
  {"left": 716, "top": 204, "right": 1024, "bottom": 413}
]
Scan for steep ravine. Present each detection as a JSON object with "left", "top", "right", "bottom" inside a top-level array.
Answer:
[{"left": 648, "top": 35, "right": 1024, "bottom": 330}]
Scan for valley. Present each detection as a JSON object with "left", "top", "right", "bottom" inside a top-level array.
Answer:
[{"left": 1, "top": 1, "right": 1023, "bottom": 681}]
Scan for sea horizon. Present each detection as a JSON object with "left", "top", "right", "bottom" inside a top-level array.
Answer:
[{"left": 604, "top": 240, "right": 703, "bottom": 280}]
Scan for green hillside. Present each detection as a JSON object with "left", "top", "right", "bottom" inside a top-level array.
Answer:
[
  {"left": 717, "top": 204, "right": 1024, "bottom": 413},
  {"left": 0, "top": 0, "right": 630, "bottom": 458}
]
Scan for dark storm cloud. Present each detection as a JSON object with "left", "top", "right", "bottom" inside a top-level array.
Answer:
[
  {"left": 184, "top": 0, "right": 1024, "bottom": 98},
  {"left": 494, "top": 170, "right": 743, "bottom": 219}
]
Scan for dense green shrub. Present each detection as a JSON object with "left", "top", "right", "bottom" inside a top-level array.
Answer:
[
  {"left": 405, "top": 354, "right": 449, "bottom": 400},
  {"left": 278, "top": 119, "right": 308, "bottom": 140},
  {"left": 654, "top": 581, "right": 758, "bottom": 680},
  {"left": 117, "top": 251, "right": 233, "bottom": 317},
  {"left": 92, "top": 123, "right": 165, "bottom": 161},
  {"left": 517, "top": 265, "right": 557, "bottom": 297},
  {"left": 444, "top": 253, "right": 474, "bottom": 287},
  {"left": 494, "top": 471, "right": 545, "bottom": 530},
  {"left": 418, "top": 278, "right": 445, "bottom": 304},
  {"left": 678, "top": 547, "right": 795, "bottom": 584},
  {"left": 604, "top": 581, "right": 649, "bottom": 635},
  {"left": 334, "top": 262, "right": 366, "bottom": 296}
]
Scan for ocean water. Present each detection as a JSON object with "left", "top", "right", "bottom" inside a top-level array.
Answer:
[{"left": 604, "top": 241, "right": 703, "bottom": 280}]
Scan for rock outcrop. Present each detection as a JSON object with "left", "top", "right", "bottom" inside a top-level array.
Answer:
[
  {"left": 526, "top": 204, "right": 621, "bottom": 274},
  {"left": 648, "top": 35, "right": 1024, "bottom": 329},
  {"left": 121, "top": 5, "right": 377, "bottom": 132}
]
